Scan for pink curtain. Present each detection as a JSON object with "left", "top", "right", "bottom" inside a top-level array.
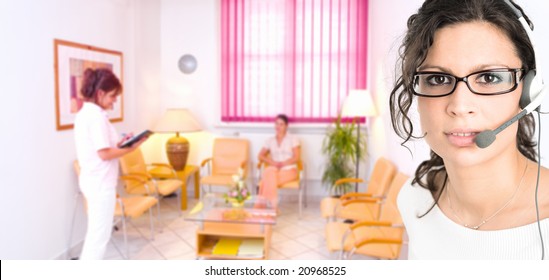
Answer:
[{"left": 222, "top": 0, "right": 368, "bottom": 123}]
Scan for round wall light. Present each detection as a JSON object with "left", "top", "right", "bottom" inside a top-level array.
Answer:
[{"left": 178, "top": 54, "right": 197, "bottom": 74}]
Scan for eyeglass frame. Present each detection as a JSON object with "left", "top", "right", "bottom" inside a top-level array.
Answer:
[{"left": 411, "top": 68, "right": 525, "bottom": 98}]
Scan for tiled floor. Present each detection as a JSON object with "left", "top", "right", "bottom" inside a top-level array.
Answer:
[{"left": 97, "top": 195, "right": 407, "bottom": 260}]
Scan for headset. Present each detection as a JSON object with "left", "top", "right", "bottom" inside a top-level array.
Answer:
[
  {"left": 474, "top": 0, "right": 546, "bottom": 260},
  {"left": 474, "top": 0, "right": 547, "bottom": 148}
]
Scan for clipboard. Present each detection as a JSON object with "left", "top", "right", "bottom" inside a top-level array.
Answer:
[{"left": 120, "top": 130, "right": 153, "bottom": 148}]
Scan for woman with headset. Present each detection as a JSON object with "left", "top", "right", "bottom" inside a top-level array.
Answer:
[{"left": 390, "top": 0, "right": 548, "bottom": 259}]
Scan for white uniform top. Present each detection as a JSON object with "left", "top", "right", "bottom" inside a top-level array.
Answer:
[
  {"left": 263, "top": 133, "right": 300, "bottom": 170},
  {"left": 397, "top": 179, "right": 549, "bottom": 259},
  {"left": 74, "top": 102, "right": 119, "bottom": 194}
]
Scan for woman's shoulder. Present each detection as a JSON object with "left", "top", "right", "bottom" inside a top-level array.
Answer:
[
  {"left": 397, "top": 178, "right": 435, "bottom": 212},
  {"left": 75, "top": 103, "right": 103, "bottom": 122}
]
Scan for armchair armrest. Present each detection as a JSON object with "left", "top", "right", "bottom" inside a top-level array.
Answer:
[
  {"left": 120, "top": 172, "right": 151, "bottom": 183},
  {"left": 330, "top": 178, "right": 363, "bottom": 196},
  {"left": 350, "top": 220, "right": 397, "bottom": 229},
  {"left": 256, "top": 161, "right": 265, "bottom": 179},
  {"left": 200, "top": 158, "right": 212, "bottom": 167},
  {"left": 150, "top": 163, "right": 174, "bottom": 169},
  {"left": 148, "top": 163, "right": 178, "bottom": 178},
  {"left": 341, "top": 197, "right": 383, "bottom": 207},
  {"left": 354, "top": 237, "right": 402, "bottom": 248},
  {"left": 119, "top": 172, "right": 156, "bottom": 194},
  {"left": 334, "top": 178, "right": 364, "bottom": 186},
  {"left": 340, "top": 192, "right": 373, "bottom": 199}
]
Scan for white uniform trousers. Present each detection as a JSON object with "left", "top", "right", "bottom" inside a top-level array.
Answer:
[{"left": 79, "top": 185, "right": 116, "bottom": 260}]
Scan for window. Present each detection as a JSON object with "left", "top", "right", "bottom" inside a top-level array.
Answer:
[{"left": 221, "top": 0, "right": 368, "bottom": 123}]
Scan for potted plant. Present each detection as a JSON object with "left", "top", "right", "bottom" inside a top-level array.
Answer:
[{"left": 321, "top": 115, "right": 366, "bottom": 196}]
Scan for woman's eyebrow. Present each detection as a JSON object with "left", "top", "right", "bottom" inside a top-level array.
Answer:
[{"left": 417, "top": 64, "right": 513, "bottom": 73}]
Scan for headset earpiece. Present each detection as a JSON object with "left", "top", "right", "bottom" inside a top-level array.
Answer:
[
  {"left": 520, "top": 69, "right": 545, "bottom": 111},
  {"left": 520, "top": 70, "right": 536, "bottom": 109}
]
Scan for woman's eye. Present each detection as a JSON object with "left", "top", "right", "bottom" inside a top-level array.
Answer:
[
  {"left": 426, "top": 75, "right": 451, "bottom": 86},
  {"left": 476, "top": 73, "right": 504, "bottom": 84}
]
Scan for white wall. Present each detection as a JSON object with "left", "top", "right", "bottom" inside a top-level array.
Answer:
[{"left": 0, "top": 0, "right": 161, "bottom": 259}]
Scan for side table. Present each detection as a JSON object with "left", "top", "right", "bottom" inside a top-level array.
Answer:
[{"left": 149, "top": 164, "right": 200, "bottom": 210}]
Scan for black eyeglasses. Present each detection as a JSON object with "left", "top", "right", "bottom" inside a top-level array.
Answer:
[{"left": 412, "top": 68, "right": 524, "bottom": 97}]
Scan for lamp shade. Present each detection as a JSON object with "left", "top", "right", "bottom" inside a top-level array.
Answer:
[
  {"left": 155, "top": 108, "right": 202, "bottom": 171},
  {"left": 155, "top": 108, "right": 202, "bottom": 133},
  {"left": 341, "top": 89, "right": 378, "bottom": 117}
]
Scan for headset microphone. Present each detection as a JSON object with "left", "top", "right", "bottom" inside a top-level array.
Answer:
[
  {"left": 475, "top": 110, "right": 528, "bottom": 148},
  {"left": 474, "top": 1, "right": 546, "bottom": 149}
]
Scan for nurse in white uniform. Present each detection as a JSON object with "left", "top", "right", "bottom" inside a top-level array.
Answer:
[{"left": 74, "top": 68, "right": 147, "bottom": 260}]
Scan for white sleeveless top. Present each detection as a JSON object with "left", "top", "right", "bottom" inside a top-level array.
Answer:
[{"left": 397, "top": 179, "right": 549, "bottom": 260}]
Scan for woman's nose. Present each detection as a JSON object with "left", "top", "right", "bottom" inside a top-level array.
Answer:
[{"left": 446, "top": 81, "right": 479, "bottom": 117}]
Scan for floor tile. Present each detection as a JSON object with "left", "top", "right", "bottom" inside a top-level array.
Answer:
[
  {"left": 72, "top": 196, "right": 408, "bottom": 260},
  {"left": 154, "top": 241, "right": 193, "bottom": 259}
]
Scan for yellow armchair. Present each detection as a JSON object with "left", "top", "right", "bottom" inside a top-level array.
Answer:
[
  {"left": 325, "top": 172, "right": 410, "bottom": 259},
  {"left": 320, "top": 157, "right": 397, "bottom": 222},
  {"left": 200, "top": 138, "right": 250, "bottom": 195},
  {"left": 119, "top": 148, "right": 183, "bottom": 217}
]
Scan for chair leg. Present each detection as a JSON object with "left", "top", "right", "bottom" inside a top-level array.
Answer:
[
  {"left": 177, "top": 189, "right": 182, "bottom": 216},
  {"left": 298, "top": 188, "right": 303, "bottom": 218},
  {"left": 303, "top": 181, "right": 307, "bottom": 208},
  {"left": 67, "top": 192, "right": 81, "bottom": 259},
  {"left": 339, "top": 249, "right": 345, "bottom": 260},
  {"left": 121, "top": 216, "right": 129, "bottom": 259},
  {"left": 148, "top": 208, "right": 155, "bottom": 240},
  {"left": 155, "top": 196, "right": 163, "bottom": 233},
  {"left": 200, "top": 184, "right": 205, "bottom": 198}
]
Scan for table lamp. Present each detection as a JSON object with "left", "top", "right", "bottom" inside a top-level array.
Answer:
[
  {"left": 155, "top": 108, "right": 202, "bottom": 170},
  {"left": 341, "top": 89, "right": 378, "bottom": 192}
]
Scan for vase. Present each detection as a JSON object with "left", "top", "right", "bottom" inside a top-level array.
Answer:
[{"left": 231, "top": 201, "right": 245, "bottom": 208}]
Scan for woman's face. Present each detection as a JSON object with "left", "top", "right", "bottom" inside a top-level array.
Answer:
[
  {"left": 97, "top": 89, "right": 119, "bottom": 110},
  {"left": 275, "top": 118, "right": 288, "bottom": 136},
  {"left": 417, "top": 21, "right": 523, "bottom": 167}
]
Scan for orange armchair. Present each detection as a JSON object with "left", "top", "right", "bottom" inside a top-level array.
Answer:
[
  {"left": 320, "top": 157, "right": 397, "bottom": 222},
  {"left": 119, "top": 148, "right": 182, "bottom": 217},
  {"left": 324, "top": 172, "right": 410, "bottom": 259},
  {"left": 200, "top": 138, "right": 250, "bottom": 195}
]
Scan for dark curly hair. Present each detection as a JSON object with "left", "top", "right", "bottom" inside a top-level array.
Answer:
[
  {"left": 80, "top": 68, "right": 122, "bottom": 102},
  {"left": 389, "top": 0, "right": 538, "bottom": 208}
]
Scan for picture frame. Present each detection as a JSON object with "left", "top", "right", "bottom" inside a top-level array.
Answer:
[{"left": 54, "top": 39, "right": 123, "bottom": 130}]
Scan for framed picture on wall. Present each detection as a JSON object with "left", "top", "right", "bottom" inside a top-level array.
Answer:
[{"left": 54, "top": 39, "right": 123, "bottom": 130}]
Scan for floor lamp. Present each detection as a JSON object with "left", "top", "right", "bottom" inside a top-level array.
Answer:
[{"left": 341, "top": 89, "right": 378, "bottom": 192}]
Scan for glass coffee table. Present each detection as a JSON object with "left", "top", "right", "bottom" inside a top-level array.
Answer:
[{"left": 186, "top": 194, "right": 276, "bottom": 259}]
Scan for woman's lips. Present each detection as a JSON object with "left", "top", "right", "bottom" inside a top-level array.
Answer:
[{"left": 445, "top": 131, "right": 480, "bottom": 147}]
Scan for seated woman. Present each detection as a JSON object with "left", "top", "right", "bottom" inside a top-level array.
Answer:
[{"left": 258, "top": 114, "right": 300, "bottom": 209}]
